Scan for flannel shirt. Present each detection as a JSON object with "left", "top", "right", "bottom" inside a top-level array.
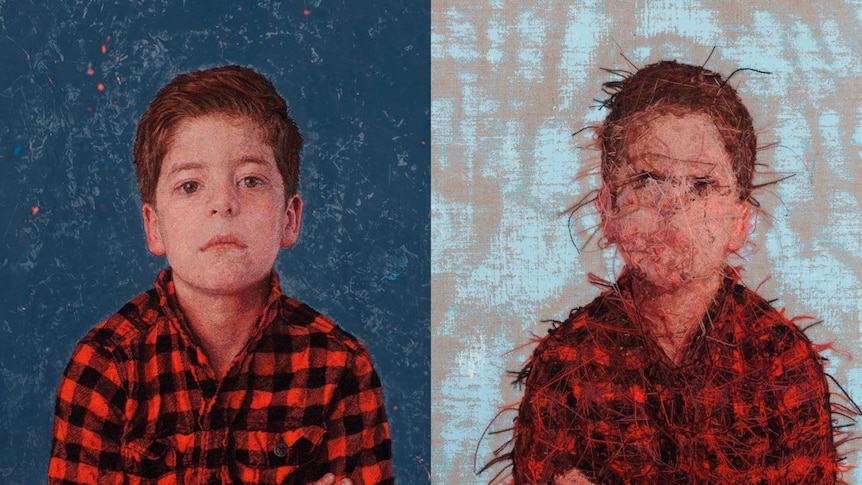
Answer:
[
  {"left": 49, "top": 269, "right": 392, "bottom": 484},
  {"left": 513, "top": 269, "right": 837, "bottom": 484}
]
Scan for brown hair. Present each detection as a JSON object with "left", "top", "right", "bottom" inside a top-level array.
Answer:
[
  {"left": 133, "top": 65, "right": 303, "bottom": 205},
  {"left": 598, "top": 60, "right": 756, "bottom": 201}
]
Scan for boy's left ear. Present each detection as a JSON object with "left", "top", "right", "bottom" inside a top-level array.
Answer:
[
  {"left": 727, "top": 201, "right": 751, "bottom": 253},
  {"left": 280, "top": 194, "right": 303, "bottom": 248}
]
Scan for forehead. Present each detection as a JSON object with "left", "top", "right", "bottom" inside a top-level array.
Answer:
[
  {"left": 619, "top": 111, "right": 733, "bottom": 179},
  {"left": 161, "top": 115, "right": 275, "bottom": 171}
]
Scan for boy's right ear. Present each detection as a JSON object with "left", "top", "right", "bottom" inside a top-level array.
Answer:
[{"left": 142, "top": 203, "right": 166, "bottom": 256}]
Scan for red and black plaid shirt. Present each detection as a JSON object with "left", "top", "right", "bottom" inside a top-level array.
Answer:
[
  {"left": 49, "top": 269, "right": 392, "bottom": 484},
  {"left": 513, "top": 269, "right": 839, "bottom": 484}
]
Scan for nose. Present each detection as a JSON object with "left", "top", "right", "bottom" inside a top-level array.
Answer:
[
  {"left": 654, "top": 186, "right": 687, "bottom": 214},
  {"left": 209, "top": 184, "right": 238, "bottom": 216}
]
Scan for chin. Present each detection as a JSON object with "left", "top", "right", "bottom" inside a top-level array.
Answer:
[
  {"left": 630, "top": 261, "right": 720, "bottom": 292},
  {"left": 179, "top": 266, "right": 271, "bottom": 296}
]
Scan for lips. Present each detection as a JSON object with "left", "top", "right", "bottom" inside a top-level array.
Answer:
[{"left": 201, "top": 234, "right": 247, "bottom": 251}]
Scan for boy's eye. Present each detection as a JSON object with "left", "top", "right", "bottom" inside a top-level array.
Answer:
[
  {"left": 239, "top": 176, "right": 263, "bottom": 188},
  {"left": 179, "top": 181, "right": 200, "bottom": 194},
  {"left": 625, "top": 172, "right": 730, "bottom": 199},
  {"left": 628, "top": 171, "right": 662, "bottom": 189},
  {"left": 688, "top": 178, "right": 713, "bottom": 196}
]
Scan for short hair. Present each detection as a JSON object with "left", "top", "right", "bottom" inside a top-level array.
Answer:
[
  {"left": 598, "top": 60, "right": 756, "bottom": 201},
  {"left": 134, "top": 65, "right": 303, "bottom": 205}
]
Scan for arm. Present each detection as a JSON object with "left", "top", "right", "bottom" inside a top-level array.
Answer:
[
  {"left": 319, "top": 343, "right": 393, "bottom": 485},
  {"left": 48, "top": 340, "right": 127, "bottom": 484},
  {"left": 512, "top": 343, "right": 591, "bottom": 485},
  {"left": 765, "top": 331, "right": 837, "bottom": 483}
]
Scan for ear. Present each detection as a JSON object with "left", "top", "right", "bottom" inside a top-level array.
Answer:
[
  {"left": 726, "top": 201, "right": 751, "bottom": 253},
  {"left": 595, "top": 184, "right": 619, "bottom": 243},
  {"left": 142, "top": 203, "right": 166, "bottom": 256},
  {"left": 280, "top": 194, "right": 303, "bottom": 248}
]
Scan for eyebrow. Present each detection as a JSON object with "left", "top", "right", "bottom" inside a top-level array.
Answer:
[
  {"left": 235, "top": 155, "right": 272, "bottom": 167},
  {"left": 165, "top": 156, "right": 272, "bottom": 177},
  {"left": 166, "top": 162, "right": 203, "bottom": 177}
]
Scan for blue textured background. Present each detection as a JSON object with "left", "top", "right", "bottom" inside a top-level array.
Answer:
[{"left": 0, "top": 1, "right": 430, "bottom": 483}]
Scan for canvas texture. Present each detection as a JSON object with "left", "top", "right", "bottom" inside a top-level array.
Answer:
[{"left": 431, "top": 1, "right": 862, "bottom": 483}]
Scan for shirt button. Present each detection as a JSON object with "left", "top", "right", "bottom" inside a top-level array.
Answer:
[{"left": 273, "top": 443, "right": 288, "bottom": 457}]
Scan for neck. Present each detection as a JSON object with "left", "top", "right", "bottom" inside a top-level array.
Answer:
[
  {"left": 628, "top": 269, "right": 725, "bottom": 364},
  {"left": 173, "top": 277, "right": 270, "bottom": 378}
]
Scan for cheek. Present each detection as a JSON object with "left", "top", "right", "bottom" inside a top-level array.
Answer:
[
  {"left": 612, "top": 200, "right": 730, "bottom": 255},
  {"left": 609, "top": 199, "right": 665, "bottom": 243},
  {"left": 248, "top": 204, "right": 287, "bottom": 244}
]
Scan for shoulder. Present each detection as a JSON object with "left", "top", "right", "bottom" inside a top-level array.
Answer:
[
  {"left": 532, "top": 292, "right": 633, "bottom": 359},
  {"left": 72, "top": 289, "right": 162, "bottom": 361},
  {"left": 520, "top": 293, "right": 632, "bottom": 386},
  {"left": 730, "top": 285, "right": 818, "bottom": 353},
  {"left": 722, "top": 285, "right": 827, "bottom": 381},
  {"left": 59, "top": 288, "right": 163, "bottom": 396},
  {"left": 274, "top": 296, "right": 371, "bottom": 360}
]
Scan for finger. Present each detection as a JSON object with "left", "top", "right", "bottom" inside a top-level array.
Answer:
[
  {"left": 336, "top": 479, "right": 353, "bottom": 485},
  {"left": 314, "top": 473, "right": 336, "bottom": 485}
]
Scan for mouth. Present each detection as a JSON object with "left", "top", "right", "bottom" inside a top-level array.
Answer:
[{"left": 201, "top": 235, "right": 247, "bottom": 252}]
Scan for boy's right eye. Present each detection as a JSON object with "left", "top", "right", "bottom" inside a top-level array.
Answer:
[{"left": 179, "top": 181, "right": 200, "bottom": 194}]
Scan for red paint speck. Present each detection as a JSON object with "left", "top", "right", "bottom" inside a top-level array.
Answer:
[
  {"left": 97, "top": 83, "right": 105, "bottom": 92},
  {"left": 86, "top": 62, "right": 95, "bottom": 76},
  {"left": 303, "top": 9, "right": 311, "bottom": 15},
  {"left": 31, "top": 206, "right": 39, "bottom": 215},
  {"left": 101, "top": 45, "right": 107, "bottom": 54},
  {"left": 421, "top": 140, "right": 426, "bottom": 145}
]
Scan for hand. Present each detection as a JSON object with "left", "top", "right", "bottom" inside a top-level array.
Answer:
[
  {"left": 553, "top": 468, "right": 595, "bottom": 485},
  {"left": 310, "top": 473, "right": 353, "bottom": 485}
]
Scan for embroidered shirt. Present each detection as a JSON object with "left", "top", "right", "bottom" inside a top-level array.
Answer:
[
  {"left": 49, "top": 269, "right": 392, "bottom": 484},
  {"left": 513, "top": 270, "right": 837, "bottom": 484}
]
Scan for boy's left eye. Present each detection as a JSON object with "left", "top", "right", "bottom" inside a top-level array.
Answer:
[{"left": 239, "top": 176, "right": 263, "bottom": 188}]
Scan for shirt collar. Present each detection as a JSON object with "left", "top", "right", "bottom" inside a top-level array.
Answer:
[
  {"left": 153, "top": 267, "right": 284, "bottom": 337},
  {"left": 610, "top": 265, "right": 740, "bottom": 347}
]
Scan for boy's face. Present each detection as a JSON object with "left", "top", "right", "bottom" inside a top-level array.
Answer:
[
  {"left": 602, "top": 111, "right": 749, "bottom": 290},
  {"left": 142, "top": 115, "right": 301, "bottom": 297}
]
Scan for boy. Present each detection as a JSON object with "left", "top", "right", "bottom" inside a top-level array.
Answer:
[
  {"left": 49, "top": 65, "right": 392, "bottom": 484},
  {"left": 512, "top": 61, "right": 841, "bottom": 484}
]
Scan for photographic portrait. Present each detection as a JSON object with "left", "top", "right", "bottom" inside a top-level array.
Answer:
[
  {"left": 0, "top": 1, "right": 429, "bottom": 482},
  {"left": 432, "top": 1, "right": 860, "bottom": 483}
]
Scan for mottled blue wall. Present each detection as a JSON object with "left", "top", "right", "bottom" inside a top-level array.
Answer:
[{"left": 0, "top": 1, "right": 429, "bottom": 483}]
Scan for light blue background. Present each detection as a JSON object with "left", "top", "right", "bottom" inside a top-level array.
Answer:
[{"left": 432, "top": 1, "right": 861, "bottom": 483}]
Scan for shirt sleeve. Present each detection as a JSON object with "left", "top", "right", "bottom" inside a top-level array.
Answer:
[
  {"left": 319, "top": 343, "right": 393, "bottom": 485},
  {"left": 512, "top": 338, "right": 584, "bottom": 485},
  {"left": 762, "top": 327, "right": 838, "bottom": 483},
  {"left": 49, "top": 339, "right": 127, "bottom": 484}
]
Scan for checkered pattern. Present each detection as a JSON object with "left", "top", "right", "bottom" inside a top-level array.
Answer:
[
  {"left": 513, "top": 270, "right": 838, "bottom": 484},
  {"left": 49, "top": 269, "right": 392, "bottom": 484}
]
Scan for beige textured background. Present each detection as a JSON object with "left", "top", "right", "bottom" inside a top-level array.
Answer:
[{"left": 432, "top": 1, "right": 862, "bottom": 483}]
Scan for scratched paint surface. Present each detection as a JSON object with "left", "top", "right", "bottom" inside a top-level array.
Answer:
[
  {"left": 0, "top": 1, "right": 430, "bottom": 482},
  {"left": 432, "top": 1, "right": 861, "bottom": 483}
]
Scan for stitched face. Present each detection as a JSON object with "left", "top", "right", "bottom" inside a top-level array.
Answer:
[{"left": 603, "top": 111, "right": 748, "bottom": 290}]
